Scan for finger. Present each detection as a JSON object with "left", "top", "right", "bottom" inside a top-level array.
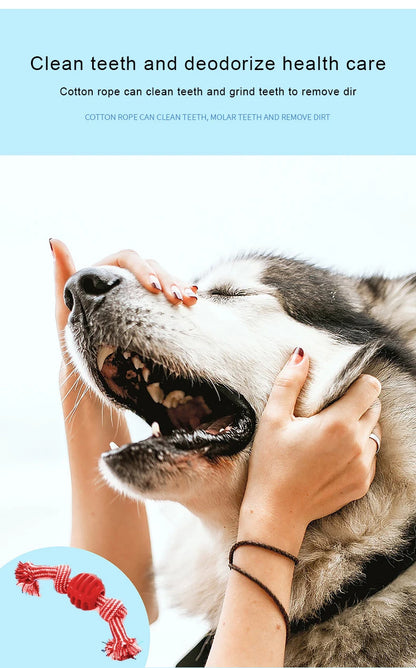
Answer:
[
  {"left": 368, "top": 456, "right": 377, "bottom": 484},
  {"left": 94, "top": 250, "right": 197, "bottom": 307},
  {"left": 368, "top": 422, "right": 381, "bottom": 456},
  {"left": 359, "top": 398, "right": 381, "bottom": 432},
  {"left": 363, "top": 456, "right": 377, "bottom": 494},
  {"left": 264, "top": 348, "right": 310, "bottom": 424},
  {"left": 94, "top": 250, "right": 163, "bottom": 294},
  {"left": 357, "top": 422, "right": 381, "bottom": 483},
  {"left": 147, "top": 259, "right": 197, "bottom": 306},
  {"left": 327, "top": 374, "right": 381, "bottom": 421},
  {"left": 50, "top": 239, "right": 76, "bottom": 332}
]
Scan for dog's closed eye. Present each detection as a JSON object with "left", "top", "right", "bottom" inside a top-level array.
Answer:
[{"left": 208, "top": 285, "right": 251, "bottom": 298}]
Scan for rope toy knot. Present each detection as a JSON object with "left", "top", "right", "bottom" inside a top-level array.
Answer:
[
  {"left": 98, "top": 596, "right": 127, "bottom": 623},
  {"left": 15, "top": 562, "right": 141, "bottom": 661},
  {"left": 54, "top": 564, "right": 71, "bottom": 594}
]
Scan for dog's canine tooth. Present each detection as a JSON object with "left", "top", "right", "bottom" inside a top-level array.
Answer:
[
  {"left": 97, "top": 345, "right": 116, "bottom": 372},
  {"left": 163, "top": 390, "right": 186, "bottom": 408},
  {"left": 109, "top": 441, "right": 119, "bottom": 451},
  {"left": 147, "top": 382, "right": 164, "bottom": 403},
  {"left": 142, "top": 367, "right": 150, "bottom": 382},
  {"left": 132, "top": 356, "right": 144, "bottom": 370},
  {"left": 152, "top": 421, "right": 161, "bottom": 437},
  {"left": 123, "top": 351, "right": 131, "bottom": 359}
]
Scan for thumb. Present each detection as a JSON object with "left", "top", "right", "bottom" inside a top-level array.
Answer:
[
  {"left": 50, "top": 239, "right": 76, "bottom": 334},
  {"left": 266, "top": 348, "right": 309, "bottom": 424}
]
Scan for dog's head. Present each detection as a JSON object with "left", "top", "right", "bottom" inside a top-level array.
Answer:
[{"left": 64, "top": 253, "right": 375, "bottom": 517}]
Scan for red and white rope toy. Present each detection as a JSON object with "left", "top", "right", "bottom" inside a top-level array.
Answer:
[{"left": 15, "top": 561, "right": 141, "bottom": 661}]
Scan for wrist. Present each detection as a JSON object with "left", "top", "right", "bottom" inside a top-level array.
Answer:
[{"left": 238, "top": 501, "right": 308, "bottom": 557}]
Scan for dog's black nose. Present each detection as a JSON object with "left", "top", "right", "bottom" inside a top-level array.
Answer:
[{"left": 64, "top": 268, "right": 122, "bottom": 311}]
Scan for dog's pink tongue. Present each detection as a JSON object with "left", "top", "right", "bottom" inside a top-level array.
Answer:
[{"left": 203, "top": 415, "right": 234, "bottom": 435}]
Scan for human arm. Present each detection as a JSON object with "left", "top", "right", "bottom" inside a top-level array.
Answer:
[
  {"left": 52, "top": 241, "right": 199, "bottom": 621},
  {"left": 207, "top": 348, "right": 381, "bottom": 667}
]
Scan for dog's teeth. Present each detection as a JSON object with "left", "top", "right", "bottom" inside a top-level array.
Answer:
[
  {"left": 163, "top": 390, "right": 186, "bottom": 408},
  {"left": 109, "top": 441, "right": 119, "bottom": 451},
  {"left": 142, "top": 367, "right": 150, "bottom": 382},
  {"left": 132, "top": 355, "right": 144, "bottom": 370},
  {"left": 123, "top": 351, "right": 131, "bottom": 359},
  {"left": 219, "top": 428, "right": 225, "bottom": 433},
  {"left": 97, "top": 345, "right": 116, "bottom": 372},
  {"left": 147, "top": 382, "right": 165, "bottom": 403},
  {"left": 151, "top": 421, "right": 161, "bottom": 437}
]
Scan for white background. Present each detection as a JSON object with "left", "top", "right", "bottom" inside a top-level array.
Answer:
[{"left": 0, "top": 155, "right": 415, "bottom": 665}]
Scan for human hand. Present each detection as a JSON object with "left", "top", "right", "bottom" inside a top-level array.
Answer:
[
  {"left": 50, "top": 240, "right": 106, "bottom": 418},
  {"left": 50, "top": 239, "right": 159, "bottom": 607},
  {"left": 239, "top": 347, "right": 381, "bottom": 554},
  {"left": 94, "top": 248, "right": 198, "bottom": 305},
  {"left": 51, "top": 238, "right": 77, "bottom": 362},
  {"left": 51, "top": 239, "right": 198, "bottom": 419},
  {"left": 50, "top": 239, "right": 198, "bottom": 375}
]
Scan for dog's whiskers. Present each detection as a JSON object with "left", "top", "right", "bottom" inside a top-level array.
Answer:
[
  {"left": 61, "top": 377, "right": 82, "bottom": 403},
  {"left": 59, "top": 365, "right": 78, "bottom": 382},
  {"left": 65, "top": 384, "right": 90, "bottom": 424},
  {"left": 59, "top": 372, "right": 82, "bottom": 401}
]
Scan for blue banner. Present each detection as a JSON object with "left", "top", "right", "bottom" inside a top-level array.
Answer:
[{"left": 0, "top": 9, "right": 414, "bottom": 154}]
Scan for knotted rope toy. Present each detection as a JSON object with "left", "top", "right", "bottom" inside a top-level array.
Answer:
[{"left": 15, "top": 561, "right": 141, "bottom": 661}]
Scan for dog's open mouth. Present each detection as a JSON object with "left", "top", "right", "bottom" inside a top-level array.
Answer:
[{"left": 97, "top": 345, "right": 256, "bottom": 457}]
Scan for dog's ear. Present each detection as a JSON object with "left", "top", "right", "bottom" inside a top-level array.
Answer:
[
  {"left": 262, "top": 256, "right": 382, "bottom": 345},
  {"left": 298, "top": 342, "right": 379, "bottom": 418},
  {"left": 358, "top": 274, "right": 416, "bottom": 355}
]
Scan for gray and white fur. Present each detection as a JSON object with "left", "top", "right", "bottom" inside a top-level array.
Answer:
[{"left": 64, "top": 253, "right": 416, "bottom": 667}]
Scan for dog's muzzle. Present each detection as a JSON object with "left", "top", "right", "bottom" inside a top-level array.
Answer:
[{"left": 64, "top": 266, "right": 256, "bottom": 462}]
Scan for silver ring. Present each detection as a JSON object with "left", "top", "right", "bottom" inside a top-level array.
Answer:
[{"left": 369, "top": 432, "right": 381, "bottom": 455}]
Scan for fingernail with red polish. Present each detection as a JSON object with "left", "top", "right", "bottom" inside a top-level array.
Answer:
[
  {"left": 172, "top": 285, "right": 183, "bottom": 301},
  {"left": 290, "top": 347, "right": 304, "bottom": 364},
  {"left": 184, "top": 288, "right": 198, "bottom": 301},
  {"left": 191, "top": 285, "right": 198, "bottom": 293},
  {"left": 49, "top": 238, "right": 55, "bottom": 258},
  {"left": 149, "top": 274, "right": 162, "bottom": 291}
]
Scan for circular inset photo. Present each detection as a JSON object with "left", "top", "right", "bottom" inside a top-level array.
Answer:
[{"left": 0, "top": 546, "right": 150, "bottom": 667}]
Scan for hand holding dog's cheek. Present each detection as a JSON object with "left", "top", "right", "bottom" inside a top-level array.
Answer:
[{"left": 239, "top": 350, "right": 381, "bottom": 554}]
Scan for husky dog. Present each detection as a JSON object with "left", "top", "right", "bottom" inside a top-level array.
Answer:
[{"left": 64, "top": 253, "right": 416, "bottom": 667}]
